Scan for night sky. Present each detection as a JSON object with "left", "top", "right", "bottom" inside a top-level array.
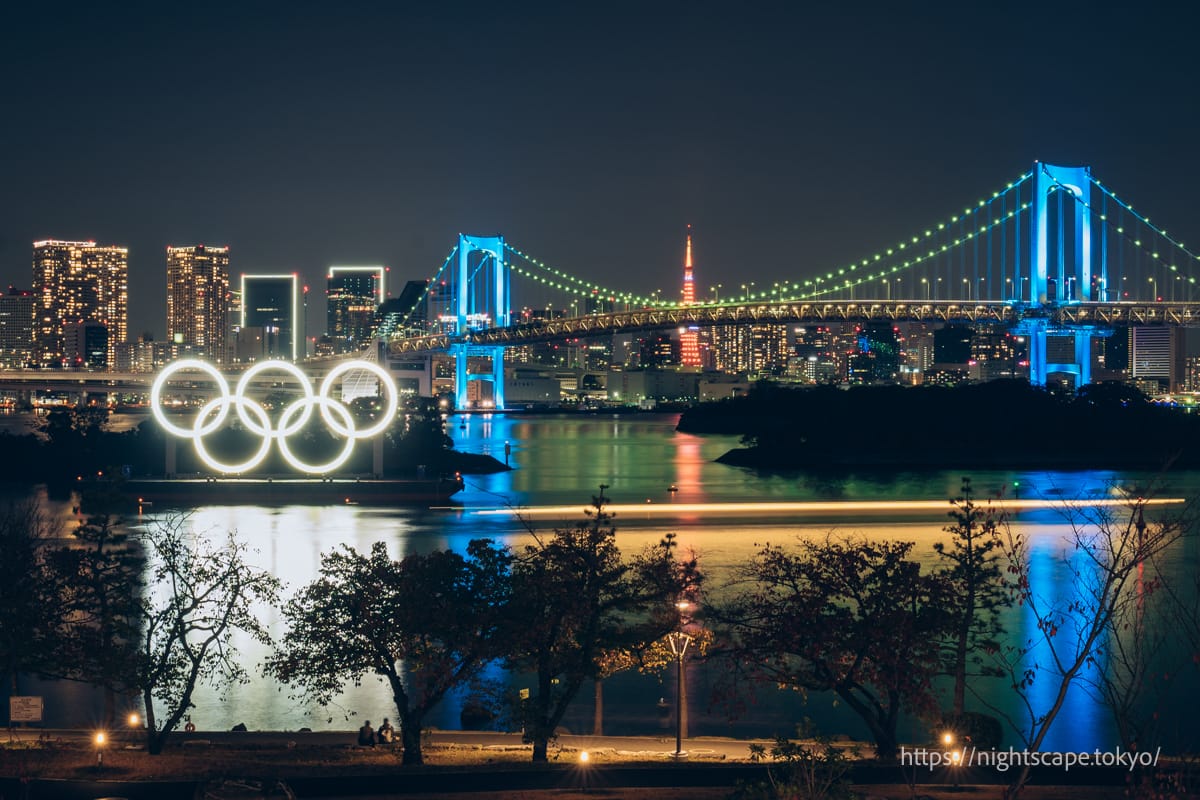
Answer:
[{"left": 3, "top": 1, "right": 1198, "bottom": 339}]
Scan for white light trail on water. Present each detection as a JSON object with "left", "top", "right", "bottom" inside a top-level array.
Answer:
[{"left": 472, "top": 498, "right": 1185, "bottom": 519}]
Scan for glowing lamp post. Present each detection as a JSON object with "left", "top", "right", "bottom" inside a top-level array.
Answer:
[
  {"left": 665, "top": 630, "right": 692, "bottom": 760},
  {"left": 94, "top": 731, "right": 107, "bottom": 768}
]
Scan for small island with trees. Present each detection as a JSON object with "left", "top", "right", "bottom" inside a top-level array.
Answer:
[{"left": 678, "top": 380, "right": 1200, "bottom": 470}]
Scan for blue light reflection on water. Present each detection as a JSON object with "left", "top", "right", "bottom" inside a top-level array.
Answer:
[{"left": 14, "top": 412, "right": 1200, "bottom": 753}]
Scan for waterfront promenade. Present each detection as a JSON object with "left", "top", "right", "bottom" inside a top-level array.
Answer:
[{"left": 0, "top": 728, "right": 1144, "bottom": 799}]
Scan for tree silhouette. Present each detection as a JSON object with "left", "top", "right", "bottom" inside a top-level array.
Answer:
[
  {"left": 507, "top": 487, "right": 698, "bottom": 762},
  {"left": 133, "top": 516, "right": 279, "bottom": 754},
  {"left": 714, "top": 535, "right": 952, "bottom": 759},
  {"left": 267, "top": 539, "right": 511, "bottom": 764},
  {"left": 934, "top": 477, "right": 1008, "bottom": 718}
]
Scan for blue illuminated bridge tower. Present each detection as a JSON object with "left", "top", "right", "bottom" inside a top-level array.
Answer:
[
  {"left": 1021, "top": 162, "right": 1100, "bottom": 388},
  {"left": 395, "top": 160, "right": 1178, "bottom": 405},
  {"left": 452, "top": 234, "right": 509, "bottom": 410}
]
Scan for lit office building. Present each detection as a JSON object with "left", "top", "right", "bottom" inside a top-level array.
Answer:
[
  {"left": 32, "top": 240, "right": 128, "bottom": 369},
  {"left": 0, "top": 288, "right": 34, "bottom": 368},
  {"left": 326, "top": 266, "right": 385, "bottom": 352},
  {"left": 167, "top": 245, "right": 230, "bottom": 363},
  {"left": 241, "top": 274, "right": 302, "bottom": 361},
  {"left": 790, "top": 325, "right": 838, "bottom": 384},
  {"left": 376, "top": 280, "right": 430, "bottom": 339},
  {"left": 65, "top": 321, "right": 108, "bottom": 370},
  {"left": 1129, "top": 326, "right": 1185, "bottom": 392}
]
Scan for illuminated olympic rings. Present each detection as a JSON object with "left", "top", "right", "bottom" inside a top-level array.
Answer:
[{"left": 150, "top": 359, "right": 399, "bottom": 474}]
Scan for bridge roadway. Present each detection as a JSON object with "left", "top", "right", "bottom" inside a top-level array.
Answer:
[
  {"left": 387, "top": 299, "right": 1200, "bottom": 354},
  {"left": 0, "top": 300, "right": 1194, "bottom": 395}
]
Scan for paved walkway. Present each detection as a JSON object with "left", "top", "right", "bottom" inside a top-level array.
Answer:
[{"left": 6, "top": 726, "right": 775, "bottom": 760}]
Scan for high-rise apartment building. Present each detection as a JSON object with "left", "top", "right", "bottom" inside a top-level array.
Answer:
[
  {"left": 241, "top": 274, "right": 301, "bottom": 361},
  {"left": 0, "top": 287, "right": 34, "bottom": 368},
  {"left": 32, "top": 240, "right": 128, "bottom": 369},
  {"left": 710, "top": 324, "right": 749, "bottom": 374},
  {"left": 710, "top": 322, "right": 787, "bottom": 376},
  {"left": 326, "top": 266, "right": 384, "bottom": 352},
  {"left": 167, "top": 245, "right": 230, "bottom": 363}
]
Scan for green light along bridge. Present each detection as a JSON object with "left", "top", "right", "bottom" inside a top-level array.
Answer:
[{"left": 382, "top": 162, "right": 1200, "bottom": 409}]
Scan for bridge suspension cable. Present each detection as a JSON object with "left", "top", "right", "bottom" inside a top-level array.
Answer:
[
  {"left": 504, "top": 243, "right": 658, "bottom": 308},
  {"left": 377, "top": 244, "right": 458, "bottom": 337},
  {"left": 783, "top": 170, "right": 1034, "bottom": 303},
  {"left": 1034, "top": 165, "right": 1200, "bottom": 301}
]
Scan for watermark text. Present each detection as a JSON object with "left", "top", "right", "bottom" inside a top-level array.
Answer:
[{"left": 900, "top": 746, "right": 1161, "bottom": 772}]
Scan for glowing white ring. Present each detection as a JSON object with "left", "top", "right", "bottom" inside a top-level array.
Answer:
[
  {"left": 191, "top": 396, "right": 274, "bottom": 473},
  {"left": 150, "top": 360, "right": 232, "bottom": 438},
  {"left": 149, "top": 358, "right": 399, "bottom": 475},
  {"left": 234, "top": 360, "right": 315, "bottom": 436},
  {"left": 275, "top": 396, "right": 358, "bottom": 474},
  {"left": 318, "top": 360, "right": 399, "bottom": 439}
]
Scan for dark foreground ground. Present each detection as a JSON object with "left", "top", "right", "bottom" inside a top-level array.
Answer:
[{"left": 0, "top": 729, "right": 1168, "bottom": 799}]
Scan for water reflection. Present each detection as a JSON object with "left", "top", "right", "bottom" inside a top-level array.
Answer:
[{"left": 13, "top": 413, "right": 1200, "bottom": 752}]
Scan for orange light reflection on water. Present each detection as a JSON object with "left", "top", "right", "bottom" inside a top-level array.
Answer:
[{"left": 473, "top": 497, "right": 1184, "bottom": 519}]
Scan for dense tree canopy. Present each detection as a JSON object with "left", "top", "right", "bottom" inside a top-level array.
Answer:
[
  {"left": 47, "top": 514, "right": 145, "bottom": 727},
  {"left": 0, "top": 500, "right": 62, "bottom": 700},
  {"left": 266, "top": 539, "right": 511, "bottom": 764},
  {"left": 714, "top": 536, "right": 952, "bottom": 759},
  {"left": 506, "top": 488, "right": 699, "bottom": 762}
]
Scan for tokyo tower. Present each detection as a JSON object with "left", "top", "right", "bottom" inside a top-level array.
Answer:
[{"left": 679, "top": 225, "right": 701, "bottom": 367}]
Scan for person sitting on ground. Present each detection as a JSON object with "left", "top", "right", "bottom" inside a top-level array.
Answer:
[
  {"left": 377, "top": 718, "right": 395, "bottom": 744},
  {"left": 357, "top": 720, "right": 376, "bottom": 747}
]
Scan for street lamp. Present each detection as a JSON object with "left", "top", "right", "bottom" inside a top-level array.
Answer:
[
  {"left": 962, "top": 277, "right": 971, "bottom": 301},
  {"left": 665, "top": 630, "right": 693, "bottom": 760},
  {"left": 922, "top": 277, "right": 929, "bottom": 300},
  {"left": 1149, "top": 277, "right": 1158, "bottom": 302},
  {"left": 94, "top": 731, "right": 107, "bottom": 768}
]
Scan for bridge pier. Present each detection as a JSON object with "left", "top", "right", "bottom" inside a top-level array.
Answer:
[
  {"left": 1023, "top": 320, "right": 1111, "bottom": 390},
  {"left": 452, "top": 343, "right": 506, "bottom": 411}
]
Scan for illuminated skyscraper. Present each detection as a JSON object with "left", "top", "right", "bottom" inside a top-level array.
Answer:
[
  {"left": 679, "top": 227, "right": 701, "bottom": 367},
  {"left": 32, "top": 240, "right": 128, "bottom": 369},
  {"left": 326, "top": 266, "right": 385, "bottom": 352},
  {"left": 0, "top": 288, "right": 34, "bottom": 368},
  {"left": 1130, "top": 325, "right": 1185, "bottom": 391},
  {"left": 167, "top": 245, "right": 230, "bottom": 363},
  {"left": 241, "top": 274, "right": 302, "bottom": 361}
]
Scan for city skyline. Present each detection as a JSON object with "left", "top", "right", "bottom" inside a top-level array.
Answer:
[{"left": 5, "top": 3, "right": 1200, "bottom": 339}]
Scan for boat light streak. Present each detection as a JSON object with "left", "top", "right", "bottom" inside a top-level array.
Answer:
[{"left": 473, "top": 498, "right": 1185, "bottom": 518}]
